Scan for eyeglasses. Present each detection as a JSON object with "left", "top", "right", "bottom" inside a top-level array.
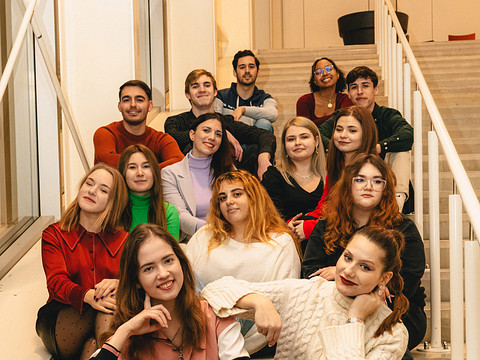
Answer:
[
  {"left": 314, "top": 65, "right": 334, "bottom": 76},
  {"left": 352, "top": 177, "right": 386, "bottom": 192}
]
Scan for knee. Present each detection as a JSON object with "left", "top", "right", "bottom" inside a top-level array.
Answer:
[{"left": 254, "top": 119, "right": 274, "bottom": 132}]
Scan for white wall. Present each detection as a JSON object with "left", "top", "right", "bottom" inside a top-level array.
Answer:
[
  {"left": 250, "top": 0, "right": 480, "bottom": 49},
  {"left": 58, "top": 1, "right": 136, "bottom": 204},
  {"left": 215, "top": 0, "right": 252, "bottom": 58},
  {"left": 166, "top": 0, "right": 216, "bottom": 110}
]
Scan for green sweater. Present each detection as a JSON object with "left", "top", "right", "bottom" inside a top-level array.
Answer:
[{"left": 129, "top": 192, "right": 180, "bottom": 241}]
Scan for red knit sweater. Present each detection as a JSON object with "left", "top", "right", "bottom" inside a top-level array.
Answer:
[{"left": 93, "top": 121, "right": 184, "bottom": 169}]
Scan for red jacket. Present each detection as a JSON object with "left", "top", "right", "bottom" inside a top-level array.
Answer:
[{"left": 41, "top": 223, "right": 128, "bottom": 312}]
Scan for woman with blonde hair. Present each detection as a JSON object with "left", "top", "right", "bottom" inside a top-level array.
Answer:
[
  {"left": 118, "top": 144, "right": 179, "bottom": 240},
  {"left": 262, "top": 116, "right": 326, "bottom": 224},
  {"left": 186, "top": 169, "right": 300, "bottom": 354},
  {"left": 36, "top": 163, "right": 129, "bottom": 360}
]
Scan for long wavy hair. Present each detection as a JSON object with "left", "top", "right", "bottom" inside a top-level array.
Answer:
[
  {"left": 327, "top": 106, "right": 378, "bottom": 188},
  {"left": 118, "top": 145, "right": 168, "bottom": 231},
  {"left": 189, "top": 113, "right": 235, "bottom": 181},
  {"left": 347, "top": 226, "right": 409, "bottom": 337},
  {"left": 309, "top": 57, "right": 347, "bottom": 93},
  {"left": 59, "top": 163, "right": 128, "bottom": 233},
  {"left": 276, "top": 116, "right": 326, "bottom": 186},
  {"left": 106, "top": 224, "right": 205, "bottom": 358},
  {"left": 323, "top": 153, "right": 401, "bottom": 254},
  {"left": 206, "top": 170, "right": 295, "bottom": 252}
]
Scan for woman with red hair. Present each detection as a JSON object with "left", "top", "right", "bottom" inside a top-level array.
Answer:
[{"left": 302, "top": 153, "right": 426, "bottom": 353}]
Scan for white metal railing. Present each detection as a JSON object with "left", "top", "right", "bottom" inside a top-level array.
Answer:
[
  {"left": 375, "top": 0, "right": 480, "bottom": 358},
  {"left": 0, "top": 0, "right": 90, "bottom": 172}
]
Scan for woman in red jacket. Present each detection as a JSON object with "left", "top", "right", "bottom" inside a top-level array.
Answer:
[{"left": 36, "top": 163, "right": 129, "bottom": 360}]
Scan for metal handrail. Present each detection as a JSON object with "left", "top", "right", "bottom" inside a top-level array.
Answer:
[
  {"left": 376, "top": 1, "right": 480, "bottom": 358},
  {"left": 1, "top": 0, "right": 90, "bottom": 172},
  {"left": 0, "top": 0, "right": 37, "bottom": 101},
  {"left": 380, "top": 0, "right": 480, "bottom": 240}
]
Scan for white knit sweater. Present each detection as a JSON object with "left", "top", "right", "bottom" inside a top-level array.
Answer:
[{"left": 202, "top": 276, "right": 408, "bottom": 360}]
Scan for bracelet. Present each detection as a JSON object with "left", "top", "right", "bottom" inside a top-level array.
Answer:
[{"left": 346, "top": 317, "right": 364, "bottom": 324}]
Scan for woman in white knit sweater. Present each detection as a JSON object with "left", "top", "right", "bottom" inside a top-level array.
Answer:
[
  {"left": 202, "top": 226, "right": 409, "bottom": 360},
  {"left": 186, "top": 169, "right": 301, "bottom": 354}
]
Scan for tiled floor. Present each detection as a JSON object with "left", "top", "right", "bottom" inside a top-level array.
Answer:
[{"left": 0, "top": 240, "right": 462, "bottom": 359}]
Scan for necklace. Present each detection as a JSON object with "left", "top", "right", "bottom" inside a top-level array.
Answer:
[
  {"left": 152, "top": 326, "right": 185, "bottom": 359},
  {"left": 316, "top": 92, "right": 336, "bottom": 108},
  {"left": 295, "top": 173, "right": 312, "bottom": 179}
]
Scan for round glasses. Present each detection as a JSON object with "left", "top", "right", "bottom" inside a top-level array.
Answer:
[
  {"left": 314, "top": 65, "right": 334, "bottom": 76},
  {"left": 352, "top": 176, "right": 386, "bottom": 192}
]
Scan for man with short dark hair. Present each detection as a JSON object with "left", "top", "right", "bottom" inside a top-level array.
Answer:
[
  {"left": 164, "top": 69, "right": 276, "bottom": 180},
  {"left": 319, "top": 66, "right": 413, "bottom": 211},
  {"left": 94, "top": 80, "right": 184, "bottom": 169},
  {"left": 214, "top": 50, "right": 277, "bottom": 132}
]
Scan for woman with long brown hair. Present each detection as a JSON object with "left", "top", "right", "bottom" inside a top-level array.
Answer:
[
  {"left": 36, "top": 163, "right": 129, "bottom": 360},
  {"left": 186, "top": 169, "right": 300, "bottom": 354},
  {"left": 202, "top": 226, "right": 410, "bottom": 359},
  {"left": 302, "top": 153, "right": 426, "bottom": 353},
  {"left": 91, "top": 224, "right": 249, "bottom": 360},
  {"left": 289, "top": 105, "right": 378, "bottom": 241},
  {"left": 118, "top": 144, "right": 179, "bottom": 240}
]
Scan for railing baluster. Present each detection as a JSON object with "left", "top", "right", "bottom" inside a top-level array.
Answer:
[
  {"left": 428, "top": 130, "right": 442, "bottom": 349},
  {"left": 413, "top": 90, "right": 423, "bottom": 236},
  {"left": 449, "top": 194, "right": 464, "bottom": 360}
]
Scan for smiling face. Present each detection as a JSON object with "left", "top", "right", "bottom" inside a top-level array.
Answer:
[
  {"left": 333, "top": 115, "right": 363, "bottom": 156},
  {"left": 118, "top": 86, "right": 153, "bottom": 126},
  {"left": 124, "top": 152, "right": 154, "bottom": 196},
  {"left": 234, "top": 55, "right": 258, "bottom": 86},
  {"left": 218, "top": 181, "right": 250, "bottom": 230},
  {"left": 137, "top": 236, "right": 184, "bottom": 307},
  {"left": 189, "top": 118, "right": 223, "bottom": 158},
  {"left": 347, "top": 77, "right": 378, "bottom": 113},
  {"left": 284, "top": 125, "right": 318, "bottom": 163},
  {"left": 314, "top": 59, "right": 339, "bottom": 89},
  {"left": 335, "top": 234, "right": 392, "bottom": 297},
  {"left": 77, "top": 169, "right": 113, "bottom": 215},
  {"left": 186, "top": 74, "right": 217, "bottom": 111},
  {"left": 351, "top": 162, "right": 384, "bottom": 213}
]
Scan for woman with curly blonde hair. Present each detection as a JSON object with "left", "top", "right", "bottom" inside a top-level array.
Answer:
[
  {"left": 302, "top": 153, "right": 426, "bottom": 353},
  {"left": 186, "top": 169, "right": 300, "bottom": 355}
]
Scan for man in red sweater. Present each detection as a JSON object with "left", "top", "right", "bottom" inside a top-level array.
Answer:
[{"left": 93, "top": 80, "right": 184, "bottom": 169}]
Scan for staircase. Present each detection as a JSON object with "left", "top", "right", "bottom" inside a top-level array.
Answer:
[{"left": 254, "top": 40, "right": 480, "bottom": 344}]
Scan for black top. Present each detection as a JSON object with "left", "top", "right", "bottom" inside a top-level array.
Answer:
[
  {"left": 164, "top": 110, "right": 276, "bottom": 159},
  {"left": 261, "top": 166, "right": 324, "bottom": 221},
  {"left": 302, "top": 215, "right": 426, "bottom": 310}
]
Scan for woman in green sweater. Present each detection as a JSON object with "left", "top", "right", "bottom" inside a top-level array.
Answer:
[{"left": 118, "top": 144, "right": 180, "bottom": 240}]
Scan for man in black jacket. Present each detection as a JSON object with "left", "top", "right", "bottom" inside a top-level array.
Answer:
[{"left": 164, "top": 69, "right": 276, "bottom": 180}]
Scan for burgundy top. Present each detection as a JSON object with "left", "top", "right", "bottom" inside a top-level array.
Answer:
[{"left": 296, "top": 92, "right": 353, "bottom": 125}]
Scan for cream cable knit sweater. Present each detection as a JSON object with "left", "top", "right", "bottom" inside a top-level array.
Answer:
[{"left": 202, "top": 276, "right": 408, "bottom": 360}]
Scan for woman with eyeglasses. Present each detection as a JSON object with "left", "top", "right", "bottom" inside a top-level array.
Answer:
[
  {"left": 296, "top": 57, "right": 352, "bottom": 125},
  {"left": 302, "top": 153, "right": 426, "bottom": 354},
  {"left": 288, "top": 106, "right": 378, "bottom": 242}
]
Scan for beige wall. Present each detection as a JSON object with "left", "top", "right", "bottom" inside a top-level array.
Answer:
[{"left": 248, "top": 0, "right": 480, "bottom": 49}]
